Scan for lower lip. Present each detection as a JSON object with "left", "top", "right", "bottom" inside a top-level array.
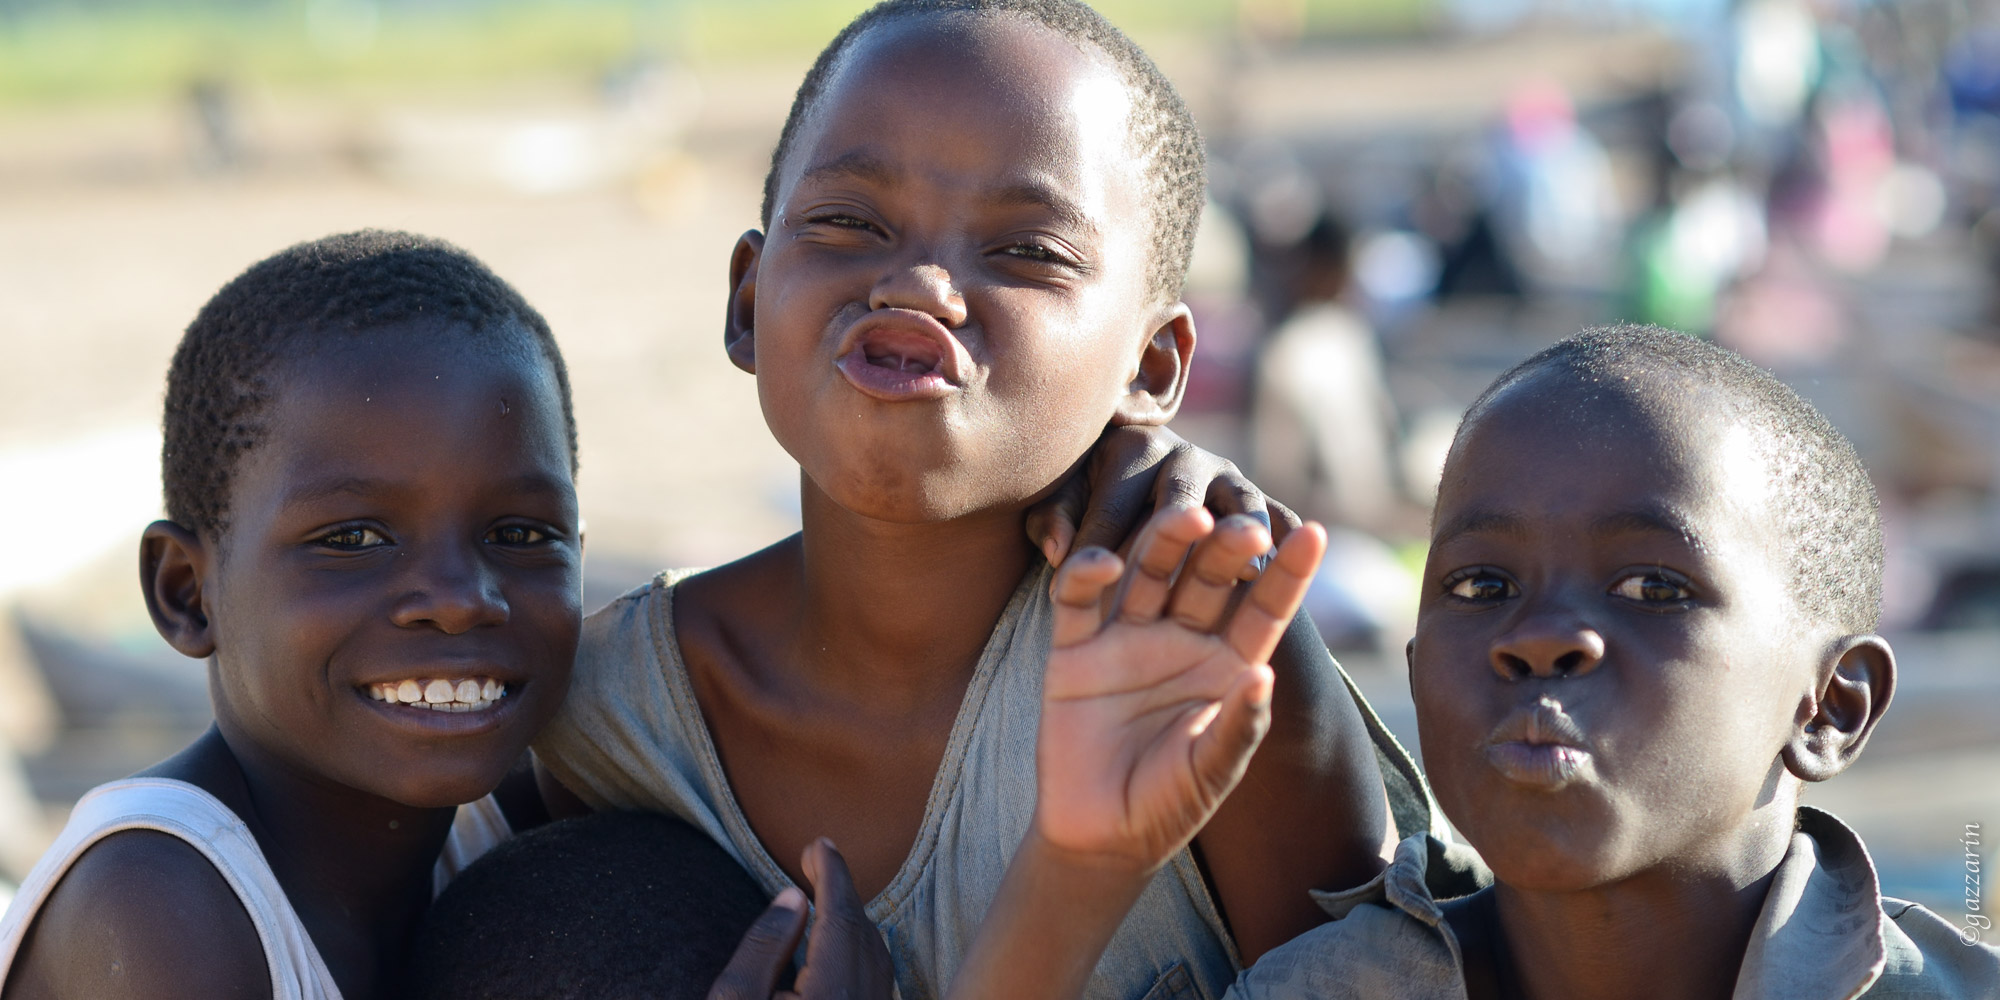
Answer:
[
  {"left": 835, "top": 350, "right": 956, "bottom": 401},
  {"left": 1485, "top": 742, "right": 1591, "bottom": 789},
  {"left": 354, "top": 686, "right": 522, "bottom": 737}
]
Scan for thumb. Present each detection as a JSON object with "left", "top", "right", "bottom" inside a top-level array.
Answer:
[
  {"left": 1188, "top": 666, "right": 1274, "bottom": 807},
  {"left": 1026, "top": 466, "right": 1090, "bottom": 569}
]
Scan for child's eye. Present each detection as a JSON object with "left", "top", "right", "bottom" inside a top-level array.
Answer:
[
  {"left": 998, "top": 241, "right": 1078, "bottom": 267},
  {"left": 1609, "top": 570, "right": 1693, "bottom": 604},
  {"left": 803, "top": 212, "right": 874, "bottom": 231},
  {"left": 1444, "top": 570, "right": 1516, "bottom": 602},
  {"left": 487, "top": 525, "right": 549, "bottom": 546},
  {"left": 317, "top": 526, "right": 388, "bottom": 550}
]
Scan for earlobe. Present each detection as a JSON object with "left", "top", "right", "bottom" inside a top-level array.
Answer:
[
  {"left": 1110, "top": 304, "right": 1196, "bottom": 427},
  {"left": 140, "top": 520, "right": 216, "bottom": 660},
  {"left": 724, "top": 230, "right": 766, "bottom": 375},
  {"left": 1783, "top": 635, "right": 1895, "bottom": 783}
]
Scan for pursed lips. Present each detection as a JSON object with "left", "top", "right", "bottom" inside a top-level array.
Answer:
[
  {"left": 833, "top": 308, "right": 972, "bottom": 400},
  {"left": 1482, "top": 696, "right": 1595, "bottom": 789}
]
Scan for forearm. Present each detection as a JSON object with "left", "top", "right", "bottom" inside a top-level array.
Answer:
[
  {"left": 1197, "top": 610, "right": 1389, "bottom": 961},
  {"left": 946, "top": 830, "right": 1154, "bottom": 1000}
]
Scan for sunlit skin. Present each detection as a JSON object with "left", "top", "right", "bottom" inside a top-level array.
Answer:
[
  {"left": 4, "top": 326, "right": 582, "bottom": 1000},
  {"left": 637, "top": 10, "right": 1388, "bottom": 964},
  {"left": 1409, "top": 370, "right": 1893, "bottom": 1000}
]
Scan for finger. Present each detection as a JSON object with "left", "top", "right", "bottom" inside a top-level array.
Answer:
[
  {"left": 1224, "top": 522, "right": 1327, "bottom": 668},
  {"left": 797, "top": 840, "right": 896, "bottom": 999},
  {"left": 1112, "top": 506, "right": 1213, "bottom": 625},
  {"left": 1050, "top": 548, "right": 1123, "bottom": 648},
  {"left": 1188, "top": 664, "right": 1276, "bottom": 807},
  {"left": 1198, "top": 469, "right": 1271, "bottom": 581},
  {"left": 1070, "top": 427, "right": 1171, "bottom": 555},
  {"left": 1147, "top": 441, "right": 1216, "bottom": 514},
  {"left": 1164, "top": 515, "right": 1271, "bottom": 634},
  {"left": 1265, "top": 496, "right": 1302, "bottom": 547},
  {"left": 708, "top": 887, "right": 809, "bottom": 1000},
  {"left": 1025, "top": 465, "right": 1089, "bottom": 570},
  {"left": 800, "top": 838, "right": 864, "bottom": 924}
]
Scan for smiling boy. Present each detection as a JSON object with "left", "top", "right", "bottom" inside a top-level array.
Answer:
[
  {"left": 0, "top": 232, "right": 584, "bottom": 1000},
  {"left": 950, "top": 325, "right": 2000, "bottom": 999},
  {"left": 530, "top": 2, "right": 1424, "bottom": 997}
]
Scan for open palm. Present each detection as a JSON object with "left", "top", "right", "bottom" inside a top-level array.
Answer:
[{"left": 1037, "top": 509, "right": 1327, "bottom": 871}]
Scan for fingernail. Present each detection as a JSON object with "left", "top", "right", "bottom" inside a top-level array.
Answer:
[{"left": 774, "top": 887, "right": 806, "bottom": 911}]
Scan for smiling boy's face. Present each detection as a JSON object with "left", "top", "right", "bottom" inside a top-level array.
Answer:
[
  {"left": 732, "top": 14, "right": 1181, "bottom": 523},
  {"left": 1411, "top": 372, "right": 1825, "bottom": 891},
  {"left": 200, "top": 326, "right": 581, "bottom": 809}
]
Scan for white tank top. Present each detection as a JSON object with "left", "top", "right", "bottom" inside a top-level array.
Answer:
[{"left": 0, "top": 777, "right": 511, "bottom": 999}]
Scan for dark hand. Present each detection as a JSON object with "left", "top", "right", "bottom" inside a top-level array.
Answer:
[
  {"left": 1026, "top": 425, "right": 1299, "bottom": 573},
  {"left": 709, "top": 839, "right": 895, "bottom": 1000}
]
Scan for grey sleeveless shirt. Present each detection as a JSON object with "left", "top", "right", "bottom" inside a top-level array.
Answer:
[{"left": 533, "top": 565, "right": 1444, "bottom": 1000}]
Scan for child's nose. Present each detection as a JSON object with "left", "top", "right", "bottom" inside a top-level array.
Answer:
[
  {"left": 869, "top": 261, "right": 967, "bottom": 328},
  {"left": 1489, "top": 618, "right": 1605, "bottom": 681},
  {"left": 390, "top": 545, "right": 510, "bottom": 634}
]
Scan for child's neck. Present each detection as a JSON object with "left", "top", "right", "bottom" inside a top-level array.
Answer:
[
  {"left": 153, "top": 725, "right": 457, "bottom": 997},
  {"left": 1474, "top": 813, "right": 1794, "bottom": 1000},
  {"left": 785, "top": 475, "right": 1038, "bottom": 701}
]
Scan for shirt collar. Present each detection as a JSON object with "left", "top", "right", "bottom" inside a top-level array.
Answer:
[
  {"left": 1310, "top": 807, "right": 1888, "bottom": 1000},
  {"left": 1731, "top": 806, "right": 1887, "bottom": 1000}
]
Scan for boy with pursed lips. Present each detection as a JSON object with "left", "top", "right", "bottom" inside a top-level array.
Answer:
[
  {"left": 947, "top": 325, "right": 2000, "bottom": 999},
  {"left": 530, "top": 2, "right": 1435, "bottom": 997}
]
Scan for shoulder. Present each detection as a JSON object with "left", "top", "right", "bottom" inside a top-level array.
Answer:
[
  {"left": 1227, "top": 900, "right": 1464, "bottom": 1000},
  {"left": 1873, "top": 897, "right": 2000, "bottom": 998},
  {"left": 5, "top": 829, "right": 270, "bottom": 1000}
]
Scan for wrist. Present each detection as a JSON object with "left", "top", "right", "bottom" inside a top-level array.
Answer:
[{"left": 1021, "top": 814, "right": 1168, "bottom": 885}]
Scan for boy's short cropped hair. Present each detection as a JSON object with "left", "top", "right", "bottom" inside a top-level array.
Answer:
[
  {"left": 1460, "top": 323, "right": 1884, "bottom": 634},
  {"left": 163, "top": 229, "right": 577, "bottom": 536},
  {"left": 761, "top": 0, "right": 1206, "bottom": 304},
  {"left": 407, "top": 812, "right": 771, "bottom": 1000}
]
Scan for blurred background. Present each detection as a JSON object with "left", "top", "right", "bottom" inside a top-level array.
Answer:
[{"left": 0, "top": 0, "right": 1995, "bottom": 919}]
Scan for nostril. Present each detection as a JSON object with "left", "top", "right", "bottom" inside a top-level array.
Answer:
[
  {"left": 1555, "top": 650, "right": 1583, "bottom": 675},
  {"left": 1499, "top": 653, "right": 1532, "bottom": 679}
]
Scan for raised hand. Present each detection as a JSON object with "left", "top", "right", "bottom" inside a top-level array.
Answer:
[
  {"left": 1036, "top": 506, "right": 1327, "bottom": 873},
  {"left": 708, "top": 839, "right": 895, "bottom": 1000}
]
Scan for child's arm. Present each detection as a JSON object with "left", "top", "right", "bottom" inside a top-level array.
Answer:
[
  {"left": 1028, "top": 425, "right": 1392, "bottom": 959},
  {"left": 949, "top": 509, "right": 1327, "bottom": 999},
  {"left": 3, "top": 831, "right": 271, "bottom": 1000}
]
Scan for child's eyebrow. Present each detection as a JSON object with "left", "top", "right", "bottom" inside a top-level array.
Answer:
[
  {"left": 279, "top": 473, "right": 572, "bottom": 511},
  {"left": 1591, "top": 507, "right": 1706, "bottom": 551},
  {"left": 1431, "top": 508, "right": 1526, "bottom": 548},
  {"left": 800, "top": 151, "right": 898, "bottom": 189},
  {"left": 989, "top": 180, "right": 1096, "bottom": 235},
  {"left": 281, "top": 475, "right": 390, "bottom": 510}
]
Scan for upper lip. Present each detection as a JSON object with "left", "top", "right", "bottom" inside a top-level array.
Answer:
[
  {"left": 1484, "top": 697, "right": 1592, "bottom": 751},
  {"left": 836, "top": 309, "right": 970, "bottom": 386}
]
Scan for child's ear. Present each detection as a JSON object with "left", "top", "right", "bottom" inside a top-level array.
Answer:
[
  {"left": 1110, "top": 304, "right": 1196, "bottom": 427},
  {"left": 140, "top": 520, "right": 216, "bottom": 659},
  {"left": 1782, "top": 635, "right": 1895, "bottom": 783},
  {"left": 723, "top": 229, "right": 765, "bottom": 375}
]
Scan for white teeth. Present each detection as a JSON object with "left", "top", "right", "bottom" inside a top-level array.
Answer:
[{"left": 365, "top": 678, "right": 509, "bottom": 713}]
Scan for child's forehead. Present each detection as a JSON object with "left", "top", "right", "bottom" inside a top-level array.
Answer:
[{"left": 1438, "top": 371, "right": 1783, "bottom": 546}]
